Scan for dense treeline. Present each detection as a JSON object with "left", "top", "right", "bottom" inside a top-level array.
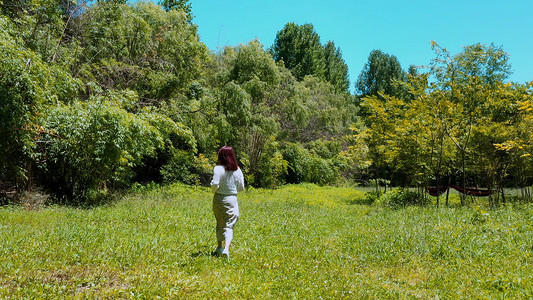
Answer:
[{"left": 0, "top": 0, "right": 531, "bottom": 205}]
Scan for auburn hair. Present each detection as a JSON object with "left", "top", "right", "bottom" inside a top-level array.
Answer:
[{"left": 217, "top": 146, "right": 239, "bottom": 171}]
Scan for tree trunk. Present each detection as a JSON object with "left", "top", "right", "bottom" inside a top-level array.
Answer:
[
  {"left": 461, "top": 153, "right": 466, "bottom": 206},
  {"left": 445, "top": 176, "right": 451, "bottom": 206}
]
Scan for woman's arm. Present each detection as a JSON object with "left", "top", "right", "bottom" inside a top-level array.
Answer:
[
  {"left": 236, "top": 168, "right": 245, "bottom": 193},
  {"left": 210, "top": 166, "right": 224, "bottom": 194}
]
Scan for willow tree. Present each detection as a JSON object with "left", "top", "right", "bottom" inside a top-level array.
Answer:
[
  {"left": 207, "top": 41, "right": 288, "bottom": 187},
  {"left": 158, "top": 0, "right": 192, "bottom": 21}
]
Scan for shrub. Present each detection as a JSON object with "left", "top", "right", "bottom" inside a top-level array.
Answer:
[
  {"left": 40, "top": 97, "right": 165, "bottom": 203},
  {"left": 363, "top": 190, "right": 383, "bottom": 205},
  {"left": 281, "top": 142, "right": 309, "bottom": 184},
  {"left": 281, "top": 142, "right": 342, "bottom": 186},
  {"left": 134, "top": 107, "right": 199, "bottom": 185},
  {"left": 376, "top": 188, "right": 429, "bottom": 208},
  {"left": 159, "top": 150, "right": 213, "bottom": 186},
  {"left": 306, "top": 139, "right": 342, "bottom": 159},
  {"left": 306, "top": 156, "right": 339, "bottom": 185},
  {"left": 252, "top": 140, "right": 288, "bottom": 188}
]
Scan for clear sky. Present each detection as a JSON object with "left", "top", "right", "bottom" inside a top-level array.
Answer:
[{"left": 190, "top": 0, "right": 532, "bottom": 91}]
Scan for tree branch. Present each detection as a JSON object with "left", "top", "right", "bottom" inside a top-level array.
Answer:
[{"left": 1, "top": 128, "right": 64, "bottom": 140}]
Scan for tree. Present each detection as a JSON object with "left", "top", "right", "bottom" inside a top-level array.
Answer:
[
  {"left": 493, "top": 82, "right": 533, "bottom": 201},
  {"left": 39, "top": 90, "right": 199, "bottom": 202},
  {"left": 158, "top": 0, "right": 192, "bottom": 21},
  {"left": 428, "top": 42, "right": 512, "bottom": 205},
  {"left": 355, "top": 42, "right": 526, "bottom": 206},
  {"left": 324, "top": 41, "right": 350, "bottom": 93},
  {"left": 0, "top": 0, "right": 84, "bottom": 65},
  {"left": 355, "top": 49, "right": 404, "bottom": 98},
  {"left": 271, "top": 22, "right": 325, "bottom": 81},
  {"left": 281, "top": 76, "right": 355, "bottom": 142},
  {"left": 76, "top": 1, "right": 208, "bottom": 100},
  {"left": 0, "top": 15, "right": 80, "bottom": 190},
  {"left": 224, "top": 41, "right": 285, "bottom": 186}
]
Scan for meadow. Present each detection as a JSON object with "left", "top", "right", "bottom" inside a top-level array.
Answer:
[{"left": 1, "top": 184, "right": 532, "bottom": 299}]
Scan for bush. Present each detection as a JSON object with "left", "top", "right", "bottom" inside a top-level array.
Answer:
[
  {"left": 376, "top": 188, "right": 429, "bottom": 208},
  {"left": 306, "top": 139, "right": 342, "bottom": 159},
  {"left": 306, "top": 156, "right": 339, "bottom": 185},
  {"left": 134, "top": 107, "right": 200, "bottom": 185},
  {"left": 363, "top": 190, "right": 383, "bottom": 205},
  {"left": 40, "top": 97, "right": 166, "bottom": 203},
  {"left": 281, "top": 142, "right": 341, "bottom": 186},
  {"left": 281, "top": 142, "right": 309, "bottom": 184},
  {"left": 251, "top": 140, "right": 288, "bottom": 188},
  {"left": 160, "top": 150, "right": 213, "bottom": 186}
]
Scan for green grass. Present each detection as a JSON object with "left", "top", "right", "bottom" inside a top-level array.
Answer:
[{"left": 1, "top": 184, "right": 533, "bottom": 299}]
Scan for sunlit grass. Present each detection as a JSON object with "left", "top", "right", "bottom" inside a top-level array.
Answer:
[{"left": 1, "top": 183, "right": 532, "bottom": 298}]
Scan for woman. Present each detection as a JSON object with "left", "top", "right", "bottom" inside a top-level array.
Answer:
[{"left": 210, "top": 146, "right": 245, "bottom": 258}]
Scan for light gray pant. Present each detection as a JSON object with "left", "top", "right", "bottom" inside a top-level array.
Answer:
[{"left": 212, "top": 194, "right": 240, "bottom": 243}]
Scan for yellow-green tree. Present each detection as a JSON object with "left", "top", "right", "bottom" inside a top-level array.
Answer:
[{"left": 356, "top": 42, "right": 531, "bottom": 205}]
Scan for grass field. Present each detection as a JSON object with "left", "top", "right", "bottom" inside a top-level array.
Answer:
[{"left": 1, "top": 184, "right": 532, "bottom": 299}]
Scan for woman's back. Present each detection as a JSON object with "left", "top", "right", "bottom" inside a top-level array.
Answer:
[{"left": 211, "top": 165, "right": 244, "bottom": 195}]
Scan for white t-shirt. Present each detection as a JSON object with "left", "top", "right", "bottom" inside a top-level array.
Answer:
[{"left": 210, "top": 165, "right": 245, "bottom": 195}]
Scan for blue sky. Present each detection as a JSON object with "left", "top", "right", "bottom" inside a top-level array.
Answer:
[{"left": 190, "top": 0, "right": 532, "bottom": 91}]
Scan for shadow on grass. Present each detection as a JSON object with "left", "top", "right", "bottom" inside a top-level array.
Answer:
[{"left": 191, "top": 251, "right": 215, "bottom": 258}]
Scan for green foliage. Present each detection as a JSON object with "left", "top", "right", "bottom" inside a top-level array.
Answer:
[
  {"left": 229, "top": 40, "right": 280, "bottom": 85},
  {"left": 258, "top": 144, "right": 289, "bottom": 188},
  {"left": 40, "top": 96, "right": 167, "bottom": 202},
  {"left": 133, "top": 105, "right": 202, "bottom": 184},
  {"left": 355, "top": 42, "right": 532, "bottom": 204},
  {"left": 376, "top": 188, "right": 429, "bottom": 208},
  {"left": 363, "top": 190, "right": 383, "bottom": 205},
  {"left": 2, "top": 0, "right": 359, "bottom": 197},
  {"left": 426, "top": 42, "right": 518, "bottom": 204},
  {"left": 306, "top": 156, "right": 340, "bottom": 185},
  {"left": 270, "top": 23, "right": 350, "bottom": 94},
  {"left": 0, "top": 16, "right": 80, "bottom": 186},
  {"left": 281, "top": 142, "right": 309, "bottom": 184},
  {"left": 219, "top": 82, "right": 252, "bottom": 126},
  {"left": 271, "top": 22, "right": 325, "bottom": 81},
  {"left": 77, "top": 1, "right": 208, "bottom": 98},
  {"left": 355, "top": 49, "right": 405, "bottom": 98},
  {"left": 208, "top": 41, "right": 291, "bottom": 187},
  {"left": 280, "top": 141, "right": 342, "bottom": 186},
  {"left": 160, "top": 149, "right": 196, "bottom": 184},
  {"left": 306, "top": 138, "right": 342, "bottom": 159},
  {"left": 0, "top": 0, "right": 80, "bottom": 63},
  {"left": 431, "top": 42, "right": 511, "bottom": 87},
  {"left": 80, "top": 3, "right": 150, "bottom": 62},
  {"left": 280, "top": 76, "right": 356, "bottom": 142},
  {"left": 158, "top": 0, "right": 192, "bottom": 21},
  {"left": 2, "top": 0, "right": 529, "bottom": 203},
  {"left": 324, "top": 41, "right": 350, "bottom": 93}
]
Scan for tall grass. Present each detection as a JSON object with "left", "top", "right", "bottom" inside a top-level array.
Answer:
[{"left": 1, "top": 183, "right": 532, "bottom": 298}]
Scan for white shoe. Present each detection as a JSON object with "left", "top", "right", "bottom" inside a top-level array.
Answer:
[{"left": 222, "top": 250, "right": 230, "bottom": 258}]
